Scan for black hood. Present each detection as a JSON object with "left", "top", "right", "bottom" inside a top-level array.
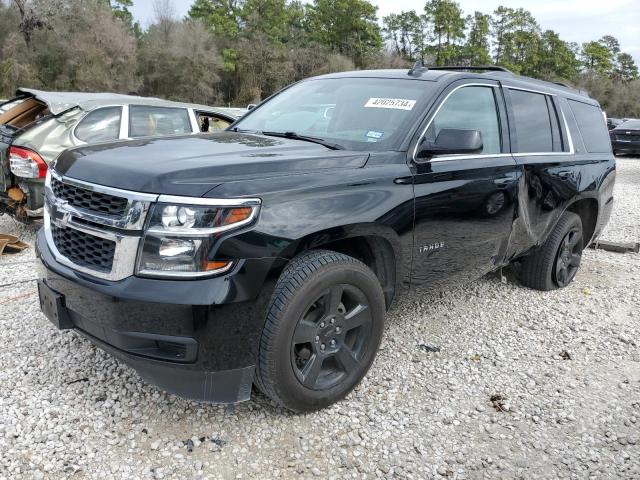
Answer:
[{"left": 54, "top": 132, "right": 369, "bottom": 196}]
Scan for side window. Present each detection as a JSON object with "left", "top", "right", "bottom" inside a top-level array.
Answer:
[
  {"left": 425, "top": 86, "right": 501, "bottom": 155},
  {"left": 509, "top": 89, "right": 554, "bottom": 153},
  {"left": 196, "top": 111, "right": 232, "bottom": 133},
  {"left": 75, "top": 107, "right": 122, "bottom": 143},
  {"left": 129, "top": 106, "right": 192, "bottom": 138},
  {"left": 567, "top": 100, "right": 611, "bottom": 153}
]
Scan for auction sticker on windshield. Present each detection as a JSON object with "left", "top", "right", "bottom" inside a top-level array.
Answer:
[{"left": 364, "top": 98, "right": 416, "bottom": 110}]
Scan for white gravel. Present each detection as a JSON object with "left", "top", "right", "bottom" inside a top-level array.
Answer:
[{"left": 1, "top": 157, "right": 639, "bottom": 480}]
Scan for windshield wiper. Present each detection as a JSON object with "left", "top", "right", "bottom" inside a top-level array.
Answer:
[{"left": 260, "top": 131, "right": 344, "bottom": 150}]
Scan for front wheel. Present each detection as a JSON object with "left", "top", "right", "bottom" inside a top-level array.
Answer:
[
  {"left": 518, "top": 212, "right": 584, "bottom": 291},
  {"left": 255, "top": 250, "right": 385, "bottom": 412}
]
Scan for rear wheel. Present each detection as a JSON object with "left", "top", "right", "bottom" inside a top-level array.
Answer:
[
  {"left": 255, "top": 250, "right": 385, "bottom": 412},
  {"left": 519, "top": 212, "right": 584, "bottom": 291}
]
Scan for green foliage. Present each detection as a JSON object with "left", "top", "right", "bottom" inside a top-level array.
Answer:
[
  {"left": 464, "top": 12, "right": 491, "bottom": 65},
  {"left": 425, "top": 0, "right": 465, "bottom": 65},
  {"left": 0, "top": 0, "right": 638, "bottom": 115},
  {"left": 306, "top": 0, "right": 382, "bottom": 67}
]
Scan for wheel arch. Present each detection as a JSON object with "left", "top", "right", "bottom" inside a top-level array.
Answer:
[
  {"left": 277, "top": 223, "right": 404, "bottom": 309},
  {"left": 565, "top": 197, "right": 599, "bottom": 246}
]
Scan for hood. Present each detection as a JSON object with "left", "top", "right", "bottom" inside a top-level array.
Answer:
[{"left": 54, "top": 132, "right": 369, "bottom": 196}]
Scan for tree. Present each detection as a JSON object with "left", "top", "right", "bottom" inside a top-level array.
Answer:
[
  {"left": 138, "top": 18, "right": 222, "bottom": 103},
  {"left": 464, "top": 11, "right": 490, "bottom": 65},
  {"left": 188, "top": 0, "right": 242, "bottom": 38},
  {"left": 499, "top": 8, "right": 540, "bottom": 75},
  {"left": 382, "top": 10, "right": 421, "bottom": 60},
  {"left": 615, "top": 52, "right": 639, "bottom": 82},
  {"left": 535, "top": 30, "right": 580, "bottom": 81},
  {"left": 306, "top": 0, "right": 382, "bottom": 67},
  {"left": 490, "top": 6, "right": 513, "bottom": 65},
  {"left": 12, "top": 0, "right": 50, "bottom": 45},
  {"left": 105, "top": 0, "right": 134, "bottom": 26},
  {"left": 581, "top": 41, "right": 613, "bottom": 75},
  {"left": 425, "top": 0, "right": 465, "bottom": 65}
]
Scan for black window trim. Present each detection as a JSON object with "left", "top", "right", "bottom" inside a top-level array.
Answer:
[
  {"left": 73, "top": 105, "right": 124, "bottom": 144},
  {"left": 503, "top": 86, "right": 575, "bottom": 157}
]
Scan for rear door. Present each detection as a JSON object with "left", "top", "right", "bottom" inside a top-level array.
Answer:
[
  {"left": 501, "top": 86, "right": 600, "bottom": 255},
  {"left": 409, "top": 79, "right": 519, "bottom": 289}
]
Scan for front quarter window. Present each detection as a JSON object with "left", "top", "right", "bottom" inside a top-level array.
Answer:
[{"left": 233, "top": 78, "right": 434, "bottom": 150}]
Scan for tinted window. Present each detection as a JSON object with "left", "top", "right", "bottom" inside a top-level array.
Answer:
[
  {"left": 232, "top": 78, "right": 436, "bottom": 151},
  {"left": 509, "top": 89, "right": 554, "bottom": 153},
  {"left": 75, "top": 107, "right": 122, "bottom": 143},
  {"left": 129, "top": 106, "right": 192, "bottom": 138},
  {"left": 568, "top": 100, "right": 611, "bottom": 153},
  {"left": 425, "top": 86, "right": 501, "bottom": 154}
]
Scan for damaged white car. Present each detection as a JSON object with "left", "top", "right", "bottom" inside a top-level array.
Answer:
[{"left": 0, "top": 89, "right": 245, "bottom": 220}]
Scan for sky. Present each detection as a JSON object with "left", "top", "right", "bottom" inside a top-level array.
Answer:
[{"left": 130, "top": 0, "right": 640, "bottom": 64}]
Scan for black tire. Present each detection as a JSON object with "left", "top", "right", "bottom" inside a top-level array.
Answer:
[
  {"left": 255, "top": 249, "right": 385, "bottom": 412},
  {"left": 519, "top": 211, "right": 584, "bottom": 291}
]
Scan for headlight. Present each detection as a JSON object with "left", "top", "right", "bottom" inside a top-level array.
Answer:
[{"left": 136, "top": 198, "right": 260, "bottom": 278}]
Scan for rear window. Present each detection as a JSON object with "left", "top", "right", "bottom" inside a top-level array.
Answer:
[
  {"left": 568, "top": 100, "right": 611, "bottom": 153},
  {"left": 509, "top": 89, "right": 555, "bottom": 153},
  {"left": 129, "top": 106, "right": 192, "bottom": 138},
  {"left": 75, "top": 107, "right": 122, "bottom": 143}
]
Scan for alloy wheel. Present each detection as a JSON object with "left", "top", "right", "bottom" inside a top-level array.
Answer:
[
  {"left": 290, "top": 284, "right": 372, "bottom": 391},
  {"left": 554, "top": 228, "right": 582, "bottom": 287}
]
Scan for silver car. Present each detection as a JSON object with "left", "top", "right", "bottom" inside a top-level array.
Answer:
[{"left": 0, "top": 88, "right": 245, "bottom": 220}]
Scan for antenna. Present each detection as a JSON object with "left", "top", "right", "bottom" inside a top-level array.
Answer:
[{"left": 408, "top": 60, "right": 428, "bottom": 77}]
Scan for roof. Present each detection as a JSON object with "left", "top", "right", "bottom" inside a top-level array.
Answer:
[
  {"left": 14, "top": 88, "right": 246, "bottom": 118},
  {"left": 313, "top": 67, "right": 593, "bottom": 103}
]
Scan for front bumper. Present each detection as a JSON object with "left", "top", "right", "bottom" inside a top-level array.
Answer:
[{"left": 36, "top": 228, "right": 281, "bottom": 403}]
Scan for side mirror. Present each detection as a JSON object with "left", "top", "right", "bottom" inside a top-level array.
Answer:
[{"left": 416, "top": 128, "right": 483, "bottom": 160}]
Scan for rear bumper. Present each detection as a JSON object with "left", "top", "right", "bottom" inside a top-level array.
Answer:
[
  {"left": 611, "top": 140, "right": 640, "bottom": 154},
  {"left": 35, "top": 228, "right": 280, "bottom": 403}
]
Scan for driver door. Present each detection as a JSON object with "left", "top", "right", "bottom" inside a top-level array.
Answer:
[{"left": 410, "top": 80, "right": 520, "bottom": 289}]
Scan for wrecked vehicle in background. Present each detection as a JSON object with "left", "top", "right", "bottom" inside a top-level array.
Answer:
[{"left": 0, "top": 89, "right": 245, "bottom": 221}]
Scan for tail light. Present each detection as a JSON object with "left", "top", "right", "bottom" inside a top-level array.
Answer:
[{"left": 9, "top": 146, "right": 48, "bottom": 179}]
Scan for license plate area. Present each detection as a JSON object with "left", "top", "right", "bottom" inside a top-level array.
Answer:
[{"left": 38, "top": 280, "right": 73, "bottom": 329}]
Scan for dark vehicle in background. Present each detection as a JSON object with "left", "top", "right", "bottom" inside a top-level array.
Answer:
[
  {"left": 610, "top": 119, "right": 640, "bottom": 155},
  {"left": 0, "top": 89, "right": 245, "bottom": 220},
  {"left": 606, "top": 116, "right": 623, "bottom": 131},
  {"left": 36, "top": 65, "right": 615, "bottom": 412}
]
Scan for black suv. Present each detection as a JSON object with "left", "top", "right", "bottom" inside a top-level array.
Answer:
[{"left": 36, "top": 66, "right": 615, "bottom": 412}]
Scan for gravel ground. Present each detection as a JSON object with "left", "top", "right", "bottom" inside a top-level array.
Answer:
[{"left": 1, "top": 157, "right": 639, "bottom": 480}]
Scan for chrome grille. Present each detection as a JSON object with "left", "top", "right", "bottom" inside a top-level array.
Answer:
[
  {"left": 45, "top": 172, "right": 158, "bottom": 281},
  {"left": 51, "top": 176, "right": 129, "bottom": 216},
  {"left": 51, "top": 224, "right": 116, "bottom": 272}
]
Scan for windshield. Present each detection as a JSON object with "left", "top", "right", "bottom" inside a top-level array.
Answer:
[{"left": 232, "top": 77, "right": 435, "bottom": 151}]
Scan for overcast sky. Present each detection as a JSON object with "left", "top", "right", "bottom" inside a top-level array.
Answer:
[{"left": 131, "top": 0, "right": 640, "bottom": 64}]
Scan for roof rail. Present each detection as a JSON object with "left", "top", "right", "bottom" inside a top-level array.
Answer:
[
  {"left": 429, "top": 65, "right": 514, "bottom": 74},
  {"left": 408, "top": 60, "right": 428, "bottom": 77},
  {"left": 553, "top": 81, "right": 572, "bottom": 88}
]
